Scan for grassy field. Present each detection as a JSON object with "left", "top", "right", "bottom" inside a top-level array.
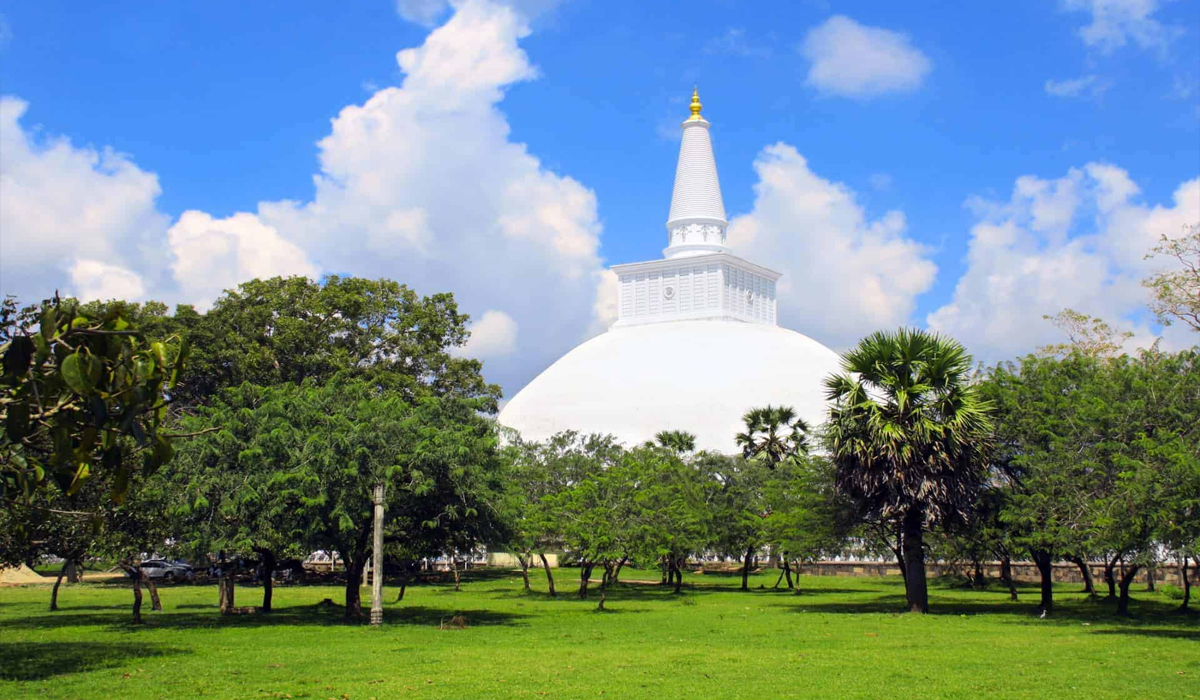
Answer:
[{"left": 1, "top": 568, "right": 1196, "bottom": 700}]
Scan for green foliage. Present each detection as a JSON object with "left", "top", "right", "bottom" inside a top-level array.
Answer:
[
  {"left": 178, "top": 275, "right": 500, "bottom": 409},
  {"left": 1, "top": 295, "right": 186, "bottom": 504}
]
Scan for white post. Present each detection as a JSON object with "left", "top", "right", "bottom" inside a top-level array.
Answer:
[{"left": 370, "top": 482, "right": 385, "bottom": 626}]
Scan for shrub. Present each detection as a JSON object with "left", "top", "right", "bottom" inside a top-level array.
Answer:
[{"left": 1159, "top": 584, "right": 1184, "bottom": 600}]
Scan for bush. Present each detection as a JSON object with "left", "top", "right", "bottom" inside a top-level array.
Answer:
[{"left": 1159, "top": 584, "right": 1184, "bottom": 600}]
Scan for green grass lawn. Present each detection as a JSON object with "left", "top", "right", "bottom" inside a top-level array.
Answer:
[{"left": 1, "top": 568, "right": 1196, "bottom": 700}]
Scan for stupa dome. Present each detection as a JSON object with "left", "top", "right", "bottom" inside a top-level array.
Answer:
[
  {"left": 498, "top": 90, "right": 841, "bottom": 452},
  {"left": 498, "top": 319, "right": 841, "bottom": 452}
]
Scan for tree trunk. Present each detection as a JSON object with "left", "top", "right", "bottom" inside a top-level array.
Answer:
[
  {"left": 612, "top": 556, "right": 627, "bottom": 584},
  {"left": 449, "top": 554, "right": 461, "bottom": 591},
  {"left": 539, "top": 553, "right": 556, "bottom": 597},
  {"left": 143, "top": 571, "right": 163, "bottom": 611},
  {"left": 1103, "top": 554, "right": 1119, "bottom": 599},
  {"left": 518, "top": 553, "right": 531, "bottom": 591},
  {"left": 219, "top": 563, "right": 237, "bottom": 615},
  {"left": 901, "top": 508, "right": 928, "bottom": 613},
  {"left": 131, "top": 570, "right": 144, "bottom": 625},
  {"left": 972, "top": 558, "right": 986, "bottom": 589},
  {"left": 120, "top": 563, "right": 145, "bottom": 625},
  {"left": 65, "top": 559, "right": 81, "bottom": 584},
  {"left": 1145, "top": 562, "right": 1156, "bottom": 592},
  {"left": 344, "top": 556, "right": 364, "bottom": 620},
  {"left": 672, "top": 557, "right": 684, "bottom": 594},
  {"left": 394, "top": 581, "right": 408, "bottom": 603},
  {"left": 259, "top": 550, "right": 276, "bottom": 613},
  {"left": 783, "top": 558, "right": 794, "bottom": 590},
  {"left": 597, "top": 562, "right": 613, "bottom": 611},
  {"left": 50, "top": 560, "right": 68, "bottom": 611},
  {"left": 1180, "top": 555, "right": 1192, "bottom": 612},
  {"left": 1032, "top": 549, "right": 1053, "bottom": 615},
  {"left": 660, "top": 558, "right": 669, "bottom": 585},
  {"left": 1117, "top": 564, "right": 1141, "bottom": 616},
  {"left": 1068, "top": 556, "right": 1096, "bottom": 595},
  {"left": 741, "top": 548, "right": 753, "bottom": 591},
  {"left": 578, "top": 562, "right": 592, "bottom": 599},
  {"left": 1000, "top": 554, "right": 1017, "bottom": 602}
]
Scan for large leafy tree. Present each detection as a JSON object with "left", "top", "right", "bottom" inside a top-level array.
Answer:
[
  {"left": 179, "top": 376, "right": 506, "bottom": 620},
  {"left": 824, "top": 328, "right": 993, "bottom": 614},
  {"left": 177, "top": 275, "right": 499, "bottom": 409}
]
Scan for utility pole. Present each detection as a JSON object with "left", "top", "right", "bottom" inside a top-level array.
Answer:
[{"left": 370, "top": 482, "right": 385, "bottom": 626}]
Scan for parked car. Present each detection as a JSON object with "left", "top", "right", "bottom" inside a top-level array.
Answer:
[{"left": 127, "top": 560, "right": 195, "bottom": 582}]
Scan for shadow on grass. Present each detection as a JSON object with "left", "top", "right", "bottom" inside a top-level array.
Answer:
[
  {"left": 0, "top": 641, "right": 189, "bottom": 681},
  {"left": 0, "top": 601, "right": 532, "bottom": 633}
]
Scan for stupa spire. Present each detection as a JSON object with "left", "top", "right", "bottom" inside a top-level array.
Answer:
[{"left": 665, "top": 87, "right": 728, "bottom": 259}]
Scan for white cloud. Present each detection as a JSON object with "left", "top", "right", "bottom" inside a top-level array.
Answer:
[
  {"left": 1045, "top": 74, "right": 1113, "bottom": 99},
  {"left": 68, "top": 259, "right": 146, "bottom": 302},
  {"left": 456, "top": 309, "right": 519, "bottom": 358},
  {"left": 166, "top": 211, "right": 318, "bottom": 310},
  {"left": 727, "top": 143, "right": 937, "bottom": 349},
  {"left": 799, "top": 16, "right": 931, "bottom": 99},
  {"left": 0, "top": 96, "right": 171, "bottom": 304},
  {"left": 927, "top": 164, "right": 1200, "bottom": 360},
  {"left": 1061, "top": 0, "right": 1182, "bottom": 54},
  {"left": 240, "top": 0, "right": 605, "bottom": 394}
]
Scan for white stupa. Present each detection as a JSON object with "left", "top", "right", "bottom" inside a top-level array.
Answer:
[{"left": 499, "top": 90, "right": 841, "bottom": 452}]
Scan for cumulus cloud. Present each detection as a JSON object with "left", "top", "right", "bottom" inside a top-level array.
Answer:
[
  {"left": 167, "top": 211, "right": 318, "bottom": 310},
  {"left": 456, "top": 309, "right": 519, "bottom": 358},
  {"left": 927, "top": 164, "right": 1200, "bottom": 361},
  {"left": 0, "top": 96, "right": 169, "bottom": 304},
  {"left": 239, "top": 0, "right": 604, "bottom": 394},
  {"left": 1062, "top": 0, "right": 1182, "bottom": 54},
  {"left": 727, "top": 143, "right": 937, "bottom": 349},
  {"left": 799, "top": 16, "right": 932, "bottom": 98},
  {"left": 1045, "top": 74, "right": 1113, "bottom": 99},
  {"left": 68, "top": 260, "right": 146, "bottom": 302}
]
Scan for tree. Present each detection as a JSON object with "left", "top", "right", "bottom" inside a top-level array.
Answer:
[
  {"left": 1143, "top": 222, "right": 1200, "bottom": 332},
  {"left": 623, "top": 445, "right": 714, "bottom": 594},
  {"left": 250, "top": 377, "right": 506, "bottom": 620},
  {"left": 735, "top": 405, "right": 810, "bottom": 467},
  {"left": 166, "top": 383, "right": 305, "bottom": 613},
  {"left": 980, "top": 353, "right": 1097, "bottom": 615},
  {"left": 705, "top": 454, "right": 769, "bottom": 591},
  {"left": 1, "top": 295, "right": 187, "bottom": 505},
  {"left": 176, "top": 275, "right": 500, "bottom": 409},
  {"left": 503, "top": 431, "right": 622, "bottom": 596},
  {"left": 1038, "top": 308, "right": 1133, "bottom": 359},
  {"left": 824, "top": 328, "right": 993, "bottom": 613},
  {"left": 761, "top": 455, "right": 854, "bottom": 593},
  {"left": 654, "top": 430, "right": 696, "bottom": 455}
]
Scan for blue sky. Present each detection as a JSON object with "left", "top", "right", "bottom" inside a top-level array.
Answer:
[{"left": 1, "top": 0, "right": 1197, "bottom": 398}]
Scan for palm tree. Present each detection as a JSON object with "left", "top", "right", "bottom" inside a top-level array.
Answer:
[
  {"left": 823, "top": 328, "right": 993, "bottom": 613},
  {"left": 654, "top": 430, "right": 697, "bottom": 454},
  {"left": 734, "top": 405, "right": 810, "bottom": 467}
]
